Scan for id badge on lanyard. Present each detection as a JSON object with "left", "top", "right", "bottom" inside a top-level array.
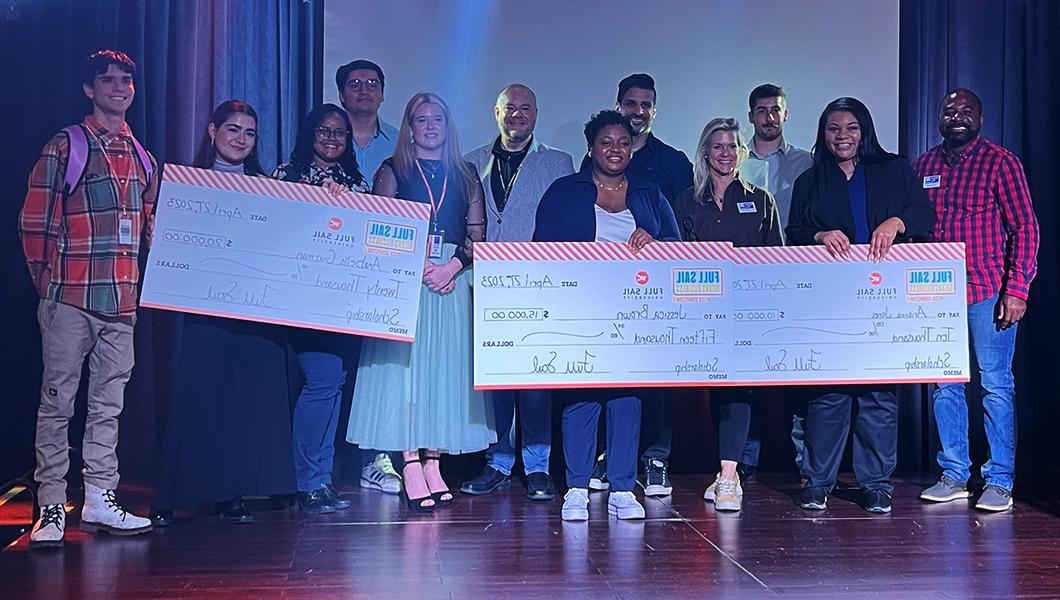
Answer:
[
  {"left": 416, "top": 161, "right": 448, "bottom": 260},
  {"left": 118, "top": 216, "right": 134, "bottom": 245}
]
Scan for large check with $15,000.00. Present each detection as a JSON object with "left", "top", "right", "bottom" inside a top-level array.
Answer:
[
  {"left": 141, "top": 165, "right": 431, "bottom": 342},
  {"left": 473, "top": 241, "right": 970, "bottom": 389}
]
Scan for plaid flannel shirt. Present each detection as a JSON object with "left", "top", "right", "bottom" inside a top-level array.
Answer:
[{"left": 19, "top": 116, "right": 158, "bottom": 316}]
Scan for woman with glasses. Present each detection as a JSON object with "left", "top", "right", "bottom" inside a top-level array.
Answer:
[
  {"left": 153, "top": 100, "right": 296, "bottom": 526},
  {"left": 272, "top": 104, "right": 369, "bottom": 514},
  {"left": 346, "top": 93, "right": 493, "bottom": 512}
]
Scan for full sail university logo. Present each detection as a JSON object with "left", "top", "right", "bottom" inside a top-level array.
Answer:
[
  {"left": 364, "top": 220, "right": 416, "bottom": 253},
  {"left": 672, "top": 267, "right": 723, "bottom": 296}
]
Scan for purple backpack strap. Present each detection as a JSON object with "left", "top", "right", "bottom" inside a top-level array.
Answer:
[
  {"left": 129, "top": 135, "right": 155, "bottom": 183},
  {"left": 60, "top": 124, "right": 154, "bottom": 195},
  {"left": 61, "top": 124, "right": 88, "bottom": 196}
]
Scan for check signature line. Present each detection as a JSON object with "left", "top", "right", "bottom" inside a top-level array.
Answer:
[
  {"left": 520, "top": 331, "right": 604, "bottom": 342},
  {"left": 199, "top": 257, "right": 288, "bottom": 277},
  {"left": 759, "top": 326, "right": 868, "bottom": 337}
]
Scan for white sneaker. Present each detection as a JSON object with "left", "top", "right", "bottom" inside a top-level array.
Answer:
[
  {"left": 30, "top": 504, "right": 66, "bottom": 548},
  {"left": 607, "top": 491, "right": 645, "bottom": 520},
  {"left": 714, "top": 475, "right": 743, "bottom": 512},
  {"left": 361, "top": 453, "right": 402, "bottom": 495},
  {"left": 562, "top": 488, "right": 589, "bottom": 521},
  {"left": 80, "top": 484, "right": 153, "bottom": 536},
  {"left": 703, "top": 473, "right": 720, "bottom": 502}
]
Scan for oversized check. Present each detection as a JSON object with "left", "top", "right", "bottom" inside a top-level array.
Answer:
[
  {"left": 473, "top": 241, "right": 970, "bottom": 389},
  {"left": 141, "top": 164, "right": 431, "bottom": 342},
  {"left": 474, "top": 242, "right": 735, "bottom": 389}
]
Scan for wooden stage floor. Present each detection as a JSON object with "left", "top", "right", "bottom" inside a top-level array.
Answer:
[{"left": 2, "top": 474, "right": 1058, "bottom": 599}]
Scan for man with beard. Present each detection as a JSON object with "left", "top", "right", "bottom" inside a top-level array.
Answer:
[
  {"left": 580, "top": 73, "right": 693, "bottom": 206},
  {"left": 336, "top": 59, "right": 397, "bottom": 182},
  {"left": 741, "top": 84, "right": 813, "bottom": 230},
  {"left": 461, "top": 84, "right": 574, "bottom": 501},
  {"left": 581, "top": 74, "right": 692, "bottom": 498},
  {"left": 914, "top": 88, "right": 1039, "bottom": 512}
]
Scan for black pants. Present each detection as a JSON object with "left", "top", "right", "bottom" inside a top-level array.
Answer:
[
  {"left": 712, "top": 388, "right": 759, "bottom": 463},
  {"left": 804, "top": 388, "right": 897, "bottom": 493}
]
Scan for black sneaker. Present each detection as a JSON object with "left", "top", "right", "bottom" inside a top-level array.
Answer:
[
  {"left": 525, "top": 472, "right": 555, "bottom": 501},
  {"left": 862, "top": 489, "right": 892, "bottom": 514},
  {"left": 323, "top": 484, "right": 352, "bottom": 510},
  {"left": 219, "top": 496, "right": 253, "bottom": 524},
  {"left": 589, "top": 454, "right": 609, "bottom": 491},
  {"left": 799, "top": 486, "right": 828, "bottom": 510},
  {"left": 736, "top": 463, "right": 757, "bottom": 482},
  {"left": 641, "top": 458, "right": 672, "bottom": 497},
  {"left": 297, "top": 488, "right": 336, "bottom": 514}
]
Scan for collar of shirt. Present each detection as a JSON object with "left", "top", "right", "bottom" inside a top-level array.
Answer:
[
  {"left": 940, "top": 135, "right": 984, "bottom": 165},
  {"left": 84, "top": 115, "right": 132, "bottom": 145},
  {"left": 491, "top": 135, "right": 534, "bottom": 160},
  {"left": 748, "top": 139, "right": 791, "bottom": 160}
]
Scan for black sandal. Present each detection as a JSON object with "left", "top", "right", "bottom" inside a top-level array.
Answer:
[
  {"left": 401, "top": 458, "right": 436, "bottom": 513},
  {"left": 423, "top": 454, "right": 453, "bottom": 507}
]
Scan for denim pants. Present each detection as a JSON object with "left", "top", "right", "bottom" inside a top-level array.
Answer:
[
  {"left": 486, "top": 389, "right": 551, "bottom": 476},
  {"left": 292, "top": 331, "right": 347, "bottom": 492},
  {"left": 932, "top": 294, "right": 1018, "bottom": 492}
]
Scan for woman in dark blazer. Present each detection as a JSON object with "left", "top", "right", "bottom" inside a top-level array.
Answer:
[
  {"left": 787, "top": 97, "right": 934, "bottom": 514},
  {"left": 535, "top": 110, "right": 679, "bottom": 522}
]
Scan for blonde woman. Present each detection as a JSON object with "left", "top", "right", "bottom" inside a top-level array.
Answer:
[{"left": 347, "top": 93, "right": 493, "bottom": 512}]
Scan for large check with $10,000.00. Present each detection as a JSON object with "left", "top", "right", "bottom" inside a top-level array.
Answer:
[
  {"left": 141, "top": 165, "right": 431, "bottom": 342},
  {"left": 473, "top": 241, "right": 970, "bottom": 389}
]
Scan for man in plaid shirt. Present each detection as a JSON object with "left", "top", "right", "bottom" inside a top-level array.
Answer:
[
  {"left": 19, "top": 50, "right": 157, "bottom": 547},
  {"left": 913, "top": 88, "right": 1040, "bottom": 512}
]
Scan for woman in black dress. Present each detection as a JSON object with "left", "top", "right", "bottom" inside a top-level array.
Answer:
[{"left": 153, "top": 100, "right": 297, "bottom": 525}]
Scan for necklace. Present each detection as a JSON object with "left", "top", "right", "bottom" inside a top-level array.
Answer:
[
  {"left": 593, "top": 175, "right": 627, "bottom": 192},
  {"left": 419, "top": 159, "right": 442, "bottom": 180}
]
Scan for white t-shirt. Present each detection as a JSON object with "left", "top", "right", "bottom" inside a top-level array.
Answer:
[{"left": 594, "top": 204, "right": 636, "bottom": 243}]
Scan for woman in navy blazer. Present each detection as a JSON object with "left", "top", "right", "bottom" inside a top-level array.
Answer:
[
  {"left": 787, "top": 97, "right": 935, "bottom": 515},
  {"left": 534, "top": 110, "right": 678, "bottom": 522}
]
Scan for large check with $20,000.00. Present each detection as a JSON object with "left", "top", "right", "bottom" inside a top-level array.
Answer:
[
  {"left": 473, "top": 241, "right": 970, "bottom": 389},
  {"left": 141, "top": 164, "right": 431, "bottom": 342}
]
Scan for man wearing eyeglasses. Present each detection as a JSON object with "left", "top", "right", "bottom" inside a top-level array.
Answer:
[
  {"left": 336, "top": 59, "right": 397, "bottom": 182},
  {"left": 335, "top": 59, "right": 402, "bottom": 498}
]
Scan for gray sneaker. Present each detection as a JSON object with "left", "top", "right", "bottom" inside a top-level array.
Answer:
[
  {"left": 714, "top": 476, "right": 743, "bottom": 512},
  {"left": 975, "top": 485, "right": 1013, "bottom": 512},
  {"left": 920, "top": 475, "right": 970, "bottom": 503}
]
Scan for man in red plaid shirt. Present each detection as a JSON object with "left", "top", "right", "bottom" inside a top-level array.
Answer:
[
  {"left": 19, "top": 50, "right": 157, "bottom": 547},
  {"left": 913, "top": 88, "right": 1039, "bottom": 512}
]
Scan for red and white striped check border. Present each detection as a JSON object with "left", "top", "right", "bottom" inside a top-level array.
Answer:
[
  {"left": 163, "top": 163, "right": 431, "bottom": 221},
  {"left": 731, "top": 242, "right": 965, "bottom": 264},
  {"left": 475, "top": 241, "right": 964, "bottom": 264},
  {"left": 475, "top": 241, "right": 735, "bottom": 262}
]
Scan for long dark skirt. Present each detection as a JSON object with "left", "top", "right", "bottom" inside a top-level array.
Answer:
[{"left": 155, "top": 314, "right": 296, "bottom": 510}]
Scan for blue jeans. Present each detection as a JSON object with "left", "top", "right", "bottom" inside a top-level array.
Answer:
[
  {"left": 564, "top": 393, "right": 641, "bottom": 491},
  {"left": 292, "top": 333, "right": 348, "bottom": 492},
  {"left": 486, "top": 389, "right": 551, "bottom": 476},
  {"left": 933, "top": 294, "right": 1018, "bottom": 492}
]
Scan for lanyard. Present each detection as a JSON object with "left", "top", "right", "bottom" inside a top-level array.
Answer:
[
  {"left": 89, "top": 128, "right": 135, "bottom": 212},
  {"left": 496, "top": 155, "right": 524, "bottom": 212},
  {"left": 415, "top": 160, "right": 448, "bottom": 223}
]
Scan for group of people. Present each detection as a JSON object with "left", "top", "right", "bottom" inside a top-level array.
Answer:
[{"left": 19, "top": 49, "right": 1039, "bottom": 548}]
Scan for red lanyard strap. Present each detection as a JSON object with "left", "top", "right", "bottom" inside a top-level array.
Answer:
[{"left": 415, "top": 160, "right": 448, "bottom": 220}]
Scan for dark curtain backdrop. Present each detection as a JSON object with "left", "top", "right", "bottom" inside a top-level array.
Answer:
[
  {"left": 899, "top": 0, "right": 1060, "bottom": 475},
  {"left": 0, "top": 0, "right": 323, "bottom": 484},
  {"left": 2, "top": 0, "right": 1058, "bottom": 488}
]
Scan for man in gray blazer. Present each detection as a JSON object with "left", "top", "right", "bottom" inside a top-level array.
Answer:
[{"left": 461, "top": 84, "right": 574, "bottom": 501}]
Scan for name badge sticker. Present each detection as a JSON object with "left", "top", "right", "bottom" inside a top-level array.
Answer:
[
  {"left": 737, "top": 201, "right": 757, "bottom": 214},
  {"left": 118, "top": 217, "right": 133, "bottom": 245},
  {"left": 923, "top": 175, "right": 941, "bottom": 189}
]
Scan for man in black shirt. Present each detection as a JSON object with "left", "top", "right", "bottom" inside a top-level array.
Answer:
[
  {"left": 580, "top": 73, "right": 693, "bottom": 207},
  {"left": 584, "top": 74, "right": 693, "bottom": 498}
]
